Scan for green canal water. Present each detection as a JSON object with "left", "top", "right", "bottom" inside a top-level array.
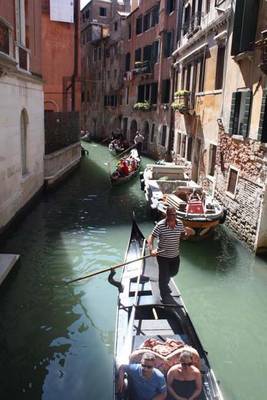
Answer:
[{"left": 0, "top": 142, "right": 267, "bottom": 400}]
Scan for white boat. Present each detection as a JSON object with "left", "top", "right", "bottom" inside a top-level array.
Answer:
[{"left": 140, "top": 163, "right": 226, "bottom": 237}]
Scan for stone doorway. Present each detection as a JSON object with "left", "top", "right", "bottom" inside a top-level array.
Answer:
[{"left": 130, "top": 119, "right": 137, "bottom": 143}]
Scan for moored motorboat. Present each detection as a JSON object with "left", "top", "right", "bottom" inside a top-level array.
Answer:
[
  {"left": 140, "top": 163, "right": 225, "bottom": 237},
  {"left": 112, "top": 218, "right": 224, "bottom": 400},
  {"left": 110, "top": 149, "right": 141, "bottom": 185}
]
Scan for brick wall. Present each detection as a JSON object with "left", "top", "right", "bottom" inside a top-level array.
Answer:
[{"left": 216, "top": 131, "right": 267, "bottom": 249}]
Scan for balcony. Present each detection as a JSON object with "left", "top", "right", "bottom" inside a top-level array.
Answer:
[
  {"left": 171, "top": 91, "right": 195, "bottom": 114},
  {"left": 256, "top": 30, "right": 267, "bottom": 74}
]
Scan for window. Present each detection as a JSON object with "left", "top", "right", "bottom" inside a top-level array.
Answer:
[
  {"left": 206, "top": 0, "right": 210, "bottom": 13},
  {"left": 229, "top": 90, "right": 252, "bottom": 137},
  {"left": 151, "top": 124, "right": 155, "bottom": 142},
  {"left": 98, "top": 47, "right": 101, "bottom": 60},
  {"left": 85, "top": 10, "right": 90, "bottom": 19},
  {"left": 99, "top": 7, "right": 107, "bottom": 17},
  {"left": 125, "top": 53, "right": 131, "bottom": 71},
  {"left": 16, "top": 0, "right": 26, "bottom": 45},
  {"left": 227, "top": 168, "right": 238, "bottom": 195},
  {"left": 187, "top": 136, "right": 193, "bottom": 161},
  {"left": 198, "top": 56, "right": 205, "bottom": 92},
  {"left": 208, "top": 144, "right": 217, "bottom": 176},
  {"left": 143, "top": 13, "right": 151, "bottom": 31},
  {"left": 161, "top": 79, "right": 170, "bottom": 103},
  {"left": 93, "top": 47, "right": 97, "bottom": 62},
  {"left": 114, "top": 22, "right": 118, "bottom": 31},
  {"left": 107, "top": 70, "right": 110, "bottom": 79},
  {"left": 151, "top": 5, "right": 159, "bottom": 26},
  {"left": 177, "top": 132, "right": 181, "bottom": 154},
  {"left": 0, "top": 19, "right": 11, "bottom": 56},
  {"left": 258, "top": 89, "right": 267, "bottom": 143},
  {"left": 138, "top": 85, "right": 145, "bottom": 102},
  {"left": 144, "top": 84, "right": 150, "bottom": 101},
  {"left": 164, "top": 31, "right": 173, "bottom": 57},
  {"left": 143, "top": 45, "right": 152, "bottom": 61},
  {"left": 114, "top": 69, "right": 117, "bottom": 79},
  {"left": 128, "top": 23, "right": 131, "bottom": 39},
  {"left": 231, "top": 0, "right": 259, "bottom": 56},
  {"left": 135, "top": 48, "right": 142, "bottom": 62},
  {"left": 20, "top": 109, "right": 28, "bottom": 176},
  {"left": 215, "top": 45, "right": 225, "bottom": 90},
  {"left": 181, "top": 135, "right": 186, "bottom": 158},
  {"left": 161, "top": 126, "right": 167, "bottom": 146},
  {"left": 151, "top": 82, "right": 158, "bottom": 104},
  {"left": 185, "top": 64, "right": 192, "bottom": 91},
  {"left": 183, "top": 4, "right": 191, "bottom": 35},
  {"left": 151, "top": 41, "right": 159, "bottom": 64},
  {"left": 81, "top": 91, "right": 85, "bottom": 102},
  {"left": 136, "top": 16, "right": 143, "bottom": 35},
  {"left": 166, "top": 0, "right": 175, "bottom": 14},
  {"left": 126, "top": 87, "right": 129, "bottom": 104}
]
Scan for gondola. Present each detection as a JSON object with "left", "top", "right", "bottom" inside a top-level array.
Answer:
[
  {"left": 112, "top": 219, "right": 224, "bottom": 400},
  {"left": 110, "top": 149, "right": 141, "bottom": 186}
]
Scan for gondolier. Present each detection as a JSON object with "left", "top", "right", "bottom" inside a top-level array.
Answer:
[
  {"left": 147, "top": 206, "right": 193, "bottom": 302},
  {"left": 134, "top": 130, "right": 144, "bottom": 156}
]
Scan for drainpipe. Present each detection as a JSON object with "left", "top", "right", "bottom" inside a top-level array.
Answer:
[{"left": 72, "top": 0, "right": 80, "bottom": 111}]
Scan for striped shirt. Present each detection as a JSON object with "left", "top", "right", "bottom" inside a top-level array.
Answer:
[{"left": 151, "top": 218, "right": 185, "bottom": 258}]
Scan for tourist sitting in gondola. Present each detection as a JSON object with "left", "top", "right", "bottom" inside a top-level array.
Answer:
[
  {"left": 117, "top": 352, "right": 167, "bottom": 400},
  {"left": 167, "top": 350, "right": 202, "bottom": 400}
]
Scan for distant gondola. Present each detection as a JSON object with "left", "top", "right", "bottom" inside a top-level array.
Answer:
[
  {"left": 112, "top": 218, "right": 224, "bottom": 400},
  {"left": 110, "top": 149, "right": 141, "bottom": 186}
]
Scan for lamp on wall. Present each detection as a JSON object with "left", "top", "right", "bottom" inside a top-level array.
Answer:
[{"left": 217, "top": 118, "right": 224, "bottom": 129}]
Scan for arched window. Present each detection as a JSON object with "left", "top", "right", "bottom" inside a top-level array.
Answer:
[{"left": 20, "top": 109, "right": 28, "bottom": 175}]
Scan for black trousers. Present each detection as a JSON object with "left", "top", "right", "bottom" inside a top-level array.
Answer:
[
  {"left": 135, "top": 142, "right": 142, "bottom": 156},
  {"left": 157, "top": 255, "right": 180, "bottom": 297}
]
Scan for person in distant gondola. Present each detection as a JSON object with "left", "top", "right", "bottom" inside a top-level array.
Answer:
[
  {"left": 134, "top": 130, "right": 144, "bottom": 156},
  {"left": 147, "top": 206, "right": 194, "bottom": 303},
  {"left": 117, "top": 352, "right": 167, "bottom": 400},
  {"left": 167, "top": 350, "right": 202, "bottom": 400}
]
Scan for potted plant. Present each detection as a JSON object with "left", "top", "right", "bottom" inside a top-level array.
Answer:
[{"left": 133, "top": 101, "right": 151, "bottom": 111}]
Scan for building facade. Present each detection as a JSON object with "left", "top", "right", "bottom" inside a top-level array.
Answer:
[
  {"left": 122, "top": 0, "right": 177, "bottom": 158},
  {"left": 172, "top": 0, "right": 231, "bottom": 184},
  {"left": 215, "top": 0, "right": 267, "bottom": 252},
  {"left": 80, "top": 0, "right": 130, "bottom": 138},
  {"left": 42, "top": 0, "right": 81, "bottom": 187},
  {"left": 0, "top": 0, "right": 44, "bottom": 232}
]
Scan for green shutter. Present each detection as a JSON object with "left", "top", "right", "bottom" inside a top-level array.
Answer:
[
  {"left": 229, "top": 92, "right": 241, "bottom": 135},
  {"left": 231, "top": 0, "right": 243, "bottom": 56},
  {"left": 241, "top": 90, "right": 252, "bottom": 138},
  {"left": 258, "top": 89, "right": 267, "bottom": 142}
]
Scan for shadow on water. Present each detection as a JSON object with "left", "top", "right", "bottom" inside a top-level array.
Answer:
[{"left": 181, "top": 225, "right": 240, "bottom": 274}]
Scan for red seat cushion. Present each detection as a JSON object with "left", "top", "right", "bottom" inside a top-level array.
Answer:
[{"left": 186, "top": 200, "right": 204, "bottom": 214}]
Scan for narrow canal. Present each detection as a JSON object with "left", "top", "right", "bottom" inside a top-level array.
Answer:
[{"left": 0, "top": 142, "right": 267, "bottom": 400}]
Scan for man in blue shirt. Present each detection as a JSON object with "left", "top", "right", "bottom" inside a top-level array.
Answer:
[{"left": 117, "top": 352, "right": 167, "bottom": 400}]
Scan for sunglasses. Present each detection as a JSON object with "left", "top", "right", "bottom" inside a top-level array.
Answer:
[
  {"left": 141, "top": 364, "right": 153, "bottom": 369},
  {"left": 181, "top": 362, "right": 192, "bottom": 367}
]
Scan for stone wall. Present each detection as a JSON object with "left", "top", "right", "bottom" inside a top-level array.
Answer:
[
  {"left": 0, "top": 75, "right": 44, "bottom": 232},
  {"left": 216, "top": 131, "right": 267, "bottom": 250}
]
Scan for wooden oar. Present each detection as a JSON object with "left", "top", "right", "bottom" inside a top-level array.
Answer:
[{"left": 66, "top": 251, "right": 163, "bottom": 284}]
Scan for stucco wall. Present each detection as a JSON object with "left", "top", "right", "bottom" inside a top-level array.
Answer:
[{"left": 0, "top": 75, "right": 44, "bottom": 231}]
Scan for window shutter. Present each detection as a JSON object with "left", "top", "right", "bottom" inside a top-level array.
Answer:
[
  {"left": 258, "top": 89, "right": 267, "bottom": 142},
  {"left": 231, "top": 0, "right": 244, "bottom": 56},
  {"left": 229, "top": 92, "right": 241, "bottom": 135},
  {"left": 240, "top": 90, "right": 252, "bottom": 138}
]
